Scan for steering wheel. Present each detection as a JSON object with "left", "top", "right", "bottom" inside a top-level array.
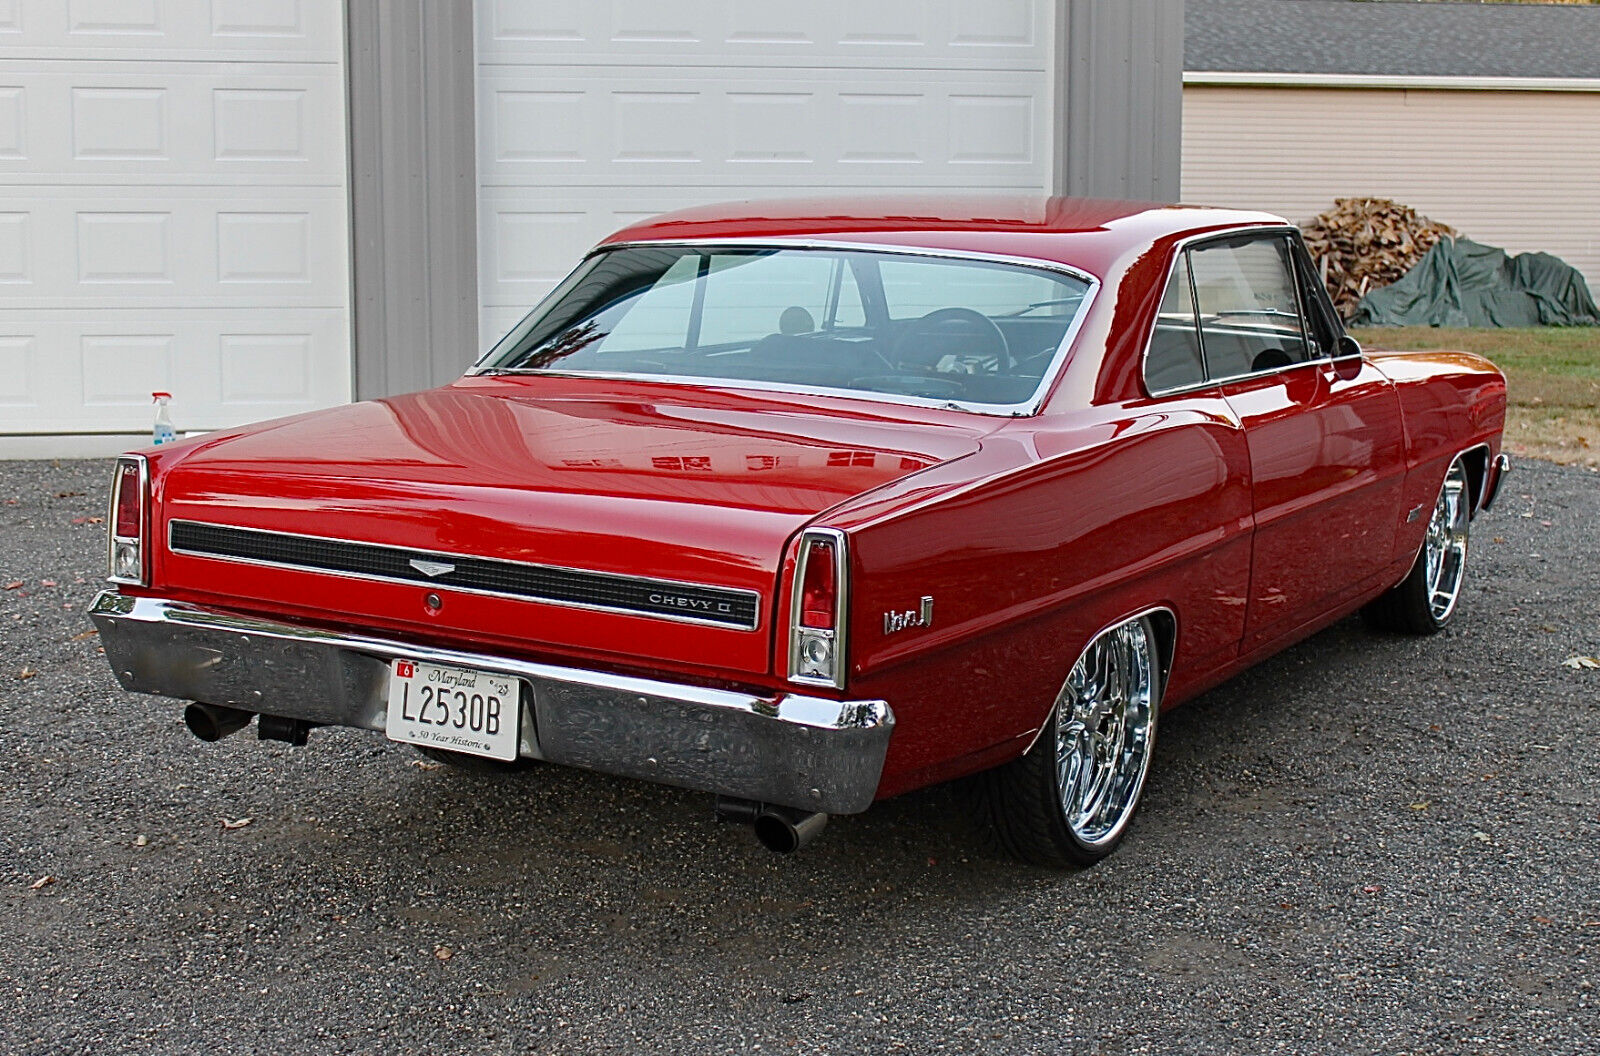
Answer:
[{"left": 890, "top": 307, "right": 1012, "bottom": 373}]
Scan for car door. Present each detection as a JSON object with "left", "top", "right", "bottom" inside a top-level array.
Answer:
[{"left": 1186, "top": 231, "right": 1406, "bottom": 652}]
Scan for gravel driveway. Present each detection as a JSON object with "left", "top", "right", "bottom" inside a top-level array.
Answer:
[{"left": 1, "top": 457, "right": 1596, "bottom": 1055}]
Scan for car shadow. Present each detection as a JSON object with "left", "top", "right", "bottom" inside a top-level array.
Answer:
[{"left": 193, "top": 613, "right": 1403, "bottom": 977}]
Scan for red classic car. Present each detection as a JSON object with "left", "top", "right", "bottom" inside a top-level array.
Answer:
[{"left": 91, "top": 197, "right": 1508, "bottom": 866}]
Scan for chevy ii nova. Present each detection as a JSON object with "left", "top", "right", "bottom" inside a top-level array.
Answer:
[{"left": 92, "top": 198, "right": 1508, "bottom": 866}]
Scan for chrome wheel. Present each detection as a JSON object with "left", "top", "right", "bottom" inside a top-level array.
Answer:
[
  {"left": 1052, "top": 617, "right": 1157, "bottom": 848},
  {"left": 1423, "top": 460, "right": 1471, "bottom": 623}
]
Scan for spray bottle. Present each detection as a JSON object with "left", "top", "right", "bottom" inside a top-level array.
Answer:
[{"left": 152, "top": 391, "right": 176, "bottom": 446}]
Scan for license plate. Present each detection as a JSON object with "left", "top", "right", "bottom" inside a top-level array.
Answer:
[{"left": 385, "top": 659, "right": 521, "bottom": 761}]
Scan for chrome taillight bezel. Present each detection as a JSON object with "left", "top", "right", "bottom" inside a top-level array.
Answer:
[
  {"left": 106, "top": 454, "right": 149, "bottom": 586},
  {"left": 787, "top": 527, "right": 849, "bottom": 690}
]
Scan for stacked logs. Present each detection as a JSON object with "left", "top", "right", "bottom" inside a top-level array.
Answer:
[{"left": 1300, "top": 198, "right": 1456, "bottom": 319}]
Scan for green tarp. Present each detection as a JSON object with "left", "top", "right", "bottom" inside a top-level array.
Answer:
[{"left": 1351, "top": 236, "right": 1600, "bottom": 328}]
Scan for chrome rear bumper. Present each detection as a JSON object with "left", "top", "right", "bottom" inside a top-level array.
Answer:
[{"left": 90, "top": 591, "right": 892, "bottom": 814}]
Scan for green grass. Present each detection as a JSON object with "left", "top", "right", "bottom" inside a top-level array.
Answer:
[{"left": 1352, "top": 326, "right": 1600, "bottom": 467}]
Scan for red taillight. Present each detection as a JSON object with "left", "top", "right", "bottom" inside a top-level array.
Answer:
[
  {"left": 113, "top": 460, "right": 142, "bottom": 538},
  {"left": 108, "top": 455, "right": 147, "bottom": 585},
  {"left": 788, "top": 529, "right": 847, "bottom": 689},
  {"left": 799, "top": 538, "right": 836, "bottom": 629}
]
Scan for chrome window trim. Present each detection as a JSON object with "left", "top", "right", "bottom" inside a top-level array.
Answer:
[
  {"left": 787, "top": 526, "right": 850, "bottom": 691},
  {"left": 106, "top": 453, "right": 149, "bottom": 586},
  {"left": 166, "top": 518, "right": 764, "bottom": 633},
  {"left": 470, "top": 238, "right": 1103, "bottom": 419},
  {"left": 1140, "top": 224, "right": 1347, "bottom": 400}
]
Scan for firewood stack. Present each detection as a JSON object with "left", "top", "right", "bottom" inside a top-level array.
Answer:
[{"left": 1300, "top": 198, "right": 1456, "bottom": 319}]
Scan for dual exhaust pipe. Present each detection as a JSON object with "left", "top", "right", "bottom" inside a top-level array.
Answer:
[
  {"left": 183, "top": 702, "right": 312, "bottom": 746},
  {"left": 714, "top": 796, "right": 828, "bottom": 854},
  {"left": 186, "top": 704, "right": 827, "bottom": 854}
]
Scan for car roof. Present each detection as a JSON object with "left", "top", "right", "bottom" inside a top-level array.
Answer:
[{"left": 597, "top": 196, "right": 1288, "bottom": 279}]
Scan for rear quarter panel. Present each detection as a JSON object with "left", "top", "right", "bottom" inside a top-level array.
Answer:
[{"left": 831, "top": 398, "right": 1253, "bottom": 797}]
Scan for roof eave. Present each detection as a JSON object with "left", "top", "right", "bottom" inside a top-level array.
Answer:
[{"left": 1185, "top": 70, "right": 1600, "bottom": 93}]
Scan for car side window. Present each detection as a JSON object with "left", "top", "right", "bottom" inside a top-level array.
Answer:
[
  {"left": 1145, "top": 255, "right": 1205, "bottom": 392},
  {"left": 1189, "top": 236, "right": 1312, "bottom": 379}
]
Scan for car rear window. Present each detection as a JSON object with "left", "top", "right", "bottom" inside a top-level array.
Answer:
[{"left": 478, "top": 245, "right": 1094, "bottom": 412}]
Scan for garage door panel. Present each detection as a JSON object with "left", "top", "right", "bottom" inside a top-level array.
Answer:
[
  {"left": 0, "top": 186, "right": 346, "bottom": 308},
  {"left": 0, "top": 308, "right": 347, "bottom": 432},
  {"left": 2, "top": 0, "right": 341, "bottom": 62},
  {"left": 478, "top": 70, "right": 1047, "bottom": 185},
  {"left": 0, "top": 62, "right": 345, "bottom": 184},
  {"left": 476, "top": 0, "right": 1048, "bottom": 70}
]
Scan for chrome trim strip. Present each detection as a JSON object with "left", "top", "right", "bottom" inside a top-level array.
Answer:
[
  {"left": 787, "top": 527, "right": 850, "bottom": 691},
  {"left": 90, "top": 591, "right": 892, "bottom": 814},
  {"left": 165, "top": 518, "right": 763, "bottom": 632},
  {"left": 470, "top": 238, "right": 1103, "bottom": 418},
  {"left": 106, "top": 454, "right": 148, "bottom": 587}
]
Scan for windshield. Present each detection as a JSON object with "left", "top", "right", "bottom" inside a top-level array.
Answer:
[{"left": 477, "top": 245, "right": 1094, "bottom": 411}]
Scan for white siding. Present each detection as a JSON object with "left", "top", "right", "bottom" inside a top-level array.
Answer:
[
  {"left": 1182, "top": 84, "right": 1600, "bottom": 296},
  {"left": 0, "top": 0, "right": 350, "bottom": 437},
  {"left": 474, "top": 0, "right": 1055, "bottom": 347}
]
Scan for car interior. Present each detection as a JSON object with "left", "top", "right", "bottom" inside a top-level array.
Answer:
[{"left": 489, "top": 247, "right": 1092, "bottom": 407}]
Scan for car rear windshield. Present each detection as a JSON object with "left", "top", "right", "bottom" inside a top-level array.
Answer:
[{"left": 476, "top": 245, "right": 1094, "bottom": 412}]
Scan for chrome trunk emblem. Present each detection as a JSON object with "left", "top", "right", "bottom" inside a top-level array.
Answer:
[
  {"left": 409, "top": 558, "right": 456, "bottom": 578},
  {"left": 883, "top": 596, "right": 934, "bottom": 636}
]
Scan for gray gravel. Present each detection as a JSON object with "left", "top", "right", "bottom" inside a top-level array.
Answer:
[{"left": 1, "top": 456, "right": 1596, "bottom": 1055}]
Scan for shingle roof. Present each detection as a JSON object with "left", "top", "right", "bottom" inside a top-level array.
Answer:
[{"left": 1186, "top": 0, "right": 1600, "bottom": 79}]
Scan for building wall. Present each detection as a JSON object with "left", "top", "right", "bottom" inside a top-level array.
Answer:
[{"left": 1181, "top": 83, "right": 1600, "bottom": 295}]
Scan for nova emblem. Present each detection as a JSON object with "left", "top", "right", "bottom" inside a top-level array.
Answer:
[
  {"left": 884, "top": 596, "right": 934, "bottom": 636},
  {"left": 409, "top": 558, "right": 456, "bottom": 578}
]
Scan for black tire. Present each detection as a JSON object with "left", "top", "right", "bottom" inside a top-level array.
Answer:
[
  {"left": 1362, "top": 457, "right": 1471, "bottom": 636},
  {"left": 415, "top": 745, "right": 537, "bottom": 774},
  {"left": 970, "top": 615, "right": 1162, "bottom": 868}
]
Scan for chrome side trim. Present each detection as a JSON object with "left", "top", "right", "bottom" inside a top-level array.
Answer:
[
  {"left": 90, "top": 591, "right": 893, "bottom": 814},
  {"left": 165, "top": 519, "right": 763, "bottom": 632},
  {"left": 470, "top": 238, "right": 1103, "bottom": 418}
]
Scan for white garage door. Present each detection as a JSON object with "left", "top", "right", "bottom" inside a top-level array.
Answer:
[
  {"left": 474, "top": 0, "right": 1055, "bottom": 347},
  {"left": 0, "top": 0, "right": 350, "bottom": 437}
]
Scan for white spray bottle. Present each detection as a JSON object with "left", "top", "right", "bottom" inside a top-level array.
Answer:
[{"left": 152, "top": 391, "right": 176, "bottom": 445}]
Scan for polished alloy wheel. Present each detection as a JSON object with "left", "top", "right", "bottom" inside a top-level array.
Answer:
[
  {"left": 1423, "top": 460, "right": 1471, "bottom": 623},
  {"left": 1053, "top": 617, "right": 1156, "bottom": 847}
]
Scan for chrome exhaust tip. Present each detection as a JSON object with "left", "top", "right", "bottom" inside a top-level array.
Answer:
[{"left": 183, "top": 702, "right": 254, "bottom": 742}]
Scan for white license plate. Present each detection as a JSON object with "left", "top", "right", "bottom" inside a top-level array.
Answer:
[{"left": 385, "top": 659, "right": 521, "bottom": 761}]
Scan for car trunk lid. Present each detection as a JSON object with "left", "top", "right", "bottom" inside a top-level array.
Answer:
[{"left": 153, "top": 378, "right": 985, "bottom": 677}]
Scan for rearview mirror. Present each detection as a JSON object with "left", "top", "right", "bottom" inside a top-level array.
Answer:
[{"left": 1336, "top": 334, "right": 1362, "bottom": 359}]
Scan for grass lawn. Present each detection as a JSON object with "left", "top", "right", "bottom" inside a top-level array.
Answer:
[{"left": 1352, "top": 326, "right": 1600, "bottom": 469}]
